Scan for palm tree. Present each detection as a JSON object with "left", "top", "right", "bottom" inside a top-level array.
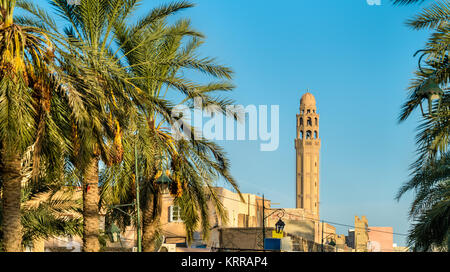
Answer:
[
  {"left": 0, "top": 120, "right": 80, "bottom": 252},
  {"left": 0, "top": 182, "right": 83, "bottom": 252},
  {"left": 21, "top": 186, "right": 82, "bottom": 251},
  {"left": 0, "top": 0, "right": 69, "bottom": 252},
  {"left": 42, "top": 0, "right": 204, "bottom": 252},
  {"left": 102, "top": 123, "right": 238, "bottom": 251},
  {"left": 11, "top": 0, "right": 104, "bottom": 252},
  {"left": 396, "top": 152, "right": 450, "bottom": 251},
  {"left": 396, "top": 0, "right": 450, "bottom": 250},
  {"left": 398, "top": 0, "right": 449, "bottom": 127},
  {"left": 392, "top": 0, "right": 428, "bottom": 5},
  {"left": 101, "top": 13, "right": 241, "bottom": 251}
]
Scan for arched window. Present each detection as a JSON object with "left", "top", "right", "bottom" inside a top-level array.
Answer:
[
  {"left": 300, "top": 117, "right": 303, "bottom": 125},
  {"left": 307, "top": 118, "right": 312, "bottom": 126},
  {"left": 315, "top": 118, "right": 318, "bottom": 125},
  {"left": 306, "top": 130, "right": 312, "bottom": 139},
  {"left": 314, "top": 131, "right": 318, "bottom": 139},
  {"left": 300, "top": 130, "right": 304, "bottom": 139},
  {"left": 307, "top": 109, "right": 311, "bottom": 114}
]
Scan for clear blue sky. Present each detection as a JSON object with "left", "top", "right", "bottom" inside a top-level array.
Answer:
[{"left": 32, "top": 0, "right": 431, "bottom": 246}]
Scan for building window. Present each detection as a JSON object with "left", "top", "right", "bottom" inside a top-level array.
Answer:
[
  {"left": 169, "top": 206, "right": 182, "bottom": 222},
  {"left": 307, "top": 118, "right": 312, "bottom": 126},
  {"left": 306, "top": 130, "right": 312, "bottom": 139},
  {"left": 314, "top": 131, "right": 318, "bottom": 139},
  {"left": 315, "top": 118, "right": 318, "bottom": 125},
  {"left": 300, "top": 117, "right": 303, "bottom": 125}
]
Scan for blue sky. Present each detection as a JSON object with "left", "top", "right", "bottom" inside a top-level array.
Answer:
[
  {"left": 175, "top": 0, "right": 426, "bottom": 246},
  {"left": 31, "top": 0, "right": 431, "bottom": 246}
]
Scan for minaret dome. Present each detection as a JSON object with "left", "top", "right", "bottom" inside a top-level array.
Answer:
[{"left": 300, "top": 92, "right": 317, "bottom": 112}]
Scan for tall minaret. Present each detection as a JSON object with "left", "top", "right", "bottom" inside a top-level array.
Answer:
[{"left": 295, "top": 92, "right": 321, "bottom": 218}]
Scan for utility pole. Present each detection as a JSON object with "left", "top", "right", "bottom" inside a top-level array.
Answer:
[
  {"left": 135, "top": 142, "right": 141, "bottom": 252},
  {"left": 247, "top": 195, "right": 250, "bottom": 228},
  {"left": 262, "top": 194, "right": 265, "bottom": 251},
  {"left": 321, "top": 220, "right": 324, "bottom": 252}
]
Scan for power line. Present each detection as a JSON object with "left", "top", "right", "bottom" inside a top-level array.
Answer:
[
  {"left": 213, "top": 193, "right": 408, "bottom": 237},
  {"left": 157, "top": 191, "right": 408, "bottom": 237},
  {"left": 281, "top": 211, "right": 408, "bottom": 237}
]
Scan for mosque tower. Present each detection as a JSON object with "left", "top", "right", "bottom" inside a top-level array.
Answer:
[{"left": 295, "top": 92, "right": 321, "bottom": 218}]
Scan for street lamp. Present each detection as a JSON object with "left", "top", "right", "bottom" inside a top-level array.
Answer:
[
  {"left": 260, "top": 194, "right": 286, "bottom": 250},
  {"left": 156, "top": 170, "right": 172, "bottom": 186},
  {"left": 416, "top": 77, "right": 443, "bottom": 118},
  {"left": 414, "top": 50, "right": 444, "bottom": 118},
  {"left": 275, "top": 218, "right": 285, "bottom": 234},
  {"left": 155, "top": 170, "right": 173, "bottom": 196}
]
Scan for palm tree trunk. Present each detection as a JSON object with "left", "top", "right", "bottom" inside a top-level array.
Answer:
[
  {"left": 82, "top": 156, "right": 100, "bottom": 252},
  {"left": 142, "top": 190, "right": 162, "bottom": 252},
  {"left": 0, "top": 151, "right": 23, "bottom": 252}
]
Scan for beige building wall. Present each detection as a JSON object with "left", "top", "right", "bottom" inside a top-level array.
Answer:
[
  {"left": 158, "top": 187, "right": 270, "bottom": 245},
  {"left": 159, "top": 193, "right": 188, "bottom": 238},
  {"left": 354, "top": 216, "right": 369, "bottom": 252},
  {"left": 267, "top": 208, "right": 318, "bottom": 243},
  {"left": 44, "top": 236, "right": 82, "bottom": 252},
  {"left": 368, "top": 226, "right": 394, "bottom": 252},
  {"left": 393, "top": 245, "right": 410, "bottom": 252},
  {"left": 335, "top": 234, "right": 347, "bottom": 251},
  {"left": 213, "top": 187, "right": 241, "bottom": 228},
  {"left": 321, "top": 223, "right": 336, "bottom": 244},
  {"left": 41, "top": 187, "right": 271, "bottom": 251},
  {"left": 82, "top": 187, "right": 271, "bottom": 250}
]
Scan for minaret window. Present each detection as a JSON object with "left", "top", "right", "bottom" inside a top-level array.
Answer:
[
  {"left": 306, "top": 130, "right": 312, "bottom": 139},
  {"left": 307, "top": 109, "right": 311, "bottom": 113},
  {"left": 315, "top": 118, "right": 318, "bottom": 125},
  {"left": 314, "top": 131, "right": 318, "bottom": 139},
  {"left": 307, "top": 118, "right": 312, "bottom": 126},
  {"left": 300, "top": 131, "right": 304, "bottom": 139},
  {"left": 300, "top": 117, "right": 303, "bottom": 125}
]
